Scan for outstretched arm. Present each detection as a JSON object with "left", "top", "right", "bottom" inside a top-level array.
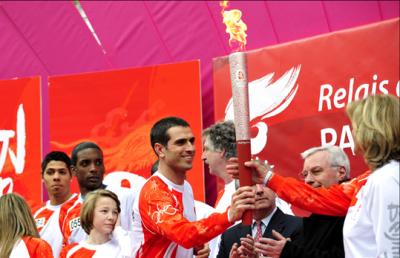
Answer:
[
  {"left": 140, "top": 185, "right": 255, "bottom": 249},
  {"left": 227, "top": 158, "right": 365, "bottom": 216}
]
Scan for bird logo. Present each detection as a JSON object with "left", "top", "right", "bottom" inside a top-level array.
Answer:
[{"left": 224, "top": 65, "right": 301, "bottom": 154}]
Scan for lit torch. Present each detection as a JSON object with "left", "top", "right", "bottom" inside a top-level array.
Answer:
[{"left": 221, "top": 1, "right": 253, "bottom": 225}]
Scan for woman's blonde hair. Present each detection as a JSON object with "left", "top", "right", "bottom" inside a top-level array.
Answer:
[
  {"left": 346, "top": 94, "right": 400, "bottom": 170},
  {"left": 0, "top": 193, "right": 39, "bottom": 258},
  {"left": 80, "top": 189, "right": 121, "bottom": 235}
]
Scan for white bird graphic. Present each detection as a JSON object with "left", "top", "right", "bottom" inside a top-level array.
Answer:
[
  {"left": 0, "top": 177, "right": 13, "bottom": 196},
  {"left": 224, "top": 65, "right": 301, "bottom": 154}
]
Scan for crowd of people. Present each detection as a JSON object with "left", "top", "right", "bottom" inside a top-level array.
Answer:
[{"left": 0, "top": 94, "right": 398, "bottom": 258}]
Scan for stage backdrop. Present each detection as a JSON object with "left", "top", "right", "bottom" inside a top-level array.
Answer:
[
  {"left": 49, "top": 60, "right": 205, "bottom": 201},
  {"left": 213, "top": 19, "right": 399, "bottom": 196},
  {"left": 0, "top": 77, "right": 42, "bottom": 204}
]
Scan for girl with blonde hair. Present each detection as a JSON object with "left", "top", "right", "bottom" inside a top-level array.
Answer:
[
  {"left": 60, "top": 189, "right": 134, "bottom": 258},
  {"left": 0, "top": 193, "right": 53, "bottom": 258}
]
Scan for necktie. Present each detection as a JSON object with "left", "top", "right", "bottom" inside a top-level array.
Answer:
[{"left": 254, "top": 221, "right": 262, "bottom": 242}]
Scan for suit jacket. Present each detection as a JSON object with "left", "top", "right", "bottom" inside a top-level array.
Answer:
[
  {"left": 217, "top": 208, "right": 302, "bottom": 258},
  {"left": 281, "top": 214, "right": 345, "bottom": 258}
]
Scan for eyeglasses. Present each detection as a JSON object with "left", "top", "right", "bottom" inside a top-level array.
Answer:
[{"left": 298, "top": 165, "right": 343, "bottom": 179}]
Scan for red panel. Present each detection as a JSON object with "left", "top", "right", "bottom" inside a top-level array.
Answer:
[
  {"left": 213, "top": 19, "right": 399, "bottom": 182},
  {"left": 0, "top": 77, "right": 42, "bottom": 205},
  {"left": 49, "top": 61, "right": 205, "bottom": 201}
]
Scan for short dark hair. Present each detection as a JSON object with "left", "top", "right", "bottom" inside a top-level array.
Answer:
[
  {"left": 150, "top": 117, "right": 190, "bottom": 155},
  {"left": 71, "top": 142, "right": 102, "bottom": 166},
  {"left": 41, "top": 151, "right": 71, "bottom": 175}
]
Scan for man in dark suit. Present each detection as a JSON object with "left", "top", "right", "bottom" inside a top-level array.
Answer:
[
  {"left": 254, "top": 145, "right": 348, "bottom": 258},
  {"left": 217, "top": 184, "right": 301, "bottom": 258}
]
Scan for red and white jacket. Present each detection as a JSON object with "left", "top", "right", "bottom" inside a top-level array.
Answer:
[
  {"left": 132, "top": 172, "right": 232, "bottom": 258},
  {"left": 10, "top": 236, "right": 53, "bottom": 258},
  {"left": 33, "top": 193, "right": 78, "bottom": 258},
  {"left": 60, "top": 239, "right": 120, "bottom": 258}
]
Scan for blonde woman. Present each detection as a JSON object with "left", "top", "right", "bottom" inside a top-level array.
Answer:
[
  {"left": 227, "top": 94, "right": 399, "bottom": 258},
  {"left": 60, "top": 189, "right": 133, "bottom": 258},
  {"left": 0, "top": 193, "right": 53, "bottom": 258}
]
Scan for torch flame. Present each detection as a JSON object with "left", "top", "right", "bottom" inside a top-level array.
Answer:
[
  {"left": 220, "top": 1, "right": 248, "bottom": 52},
  {"left": 220, "top": 0, "right": 228, "bottom": 10}
]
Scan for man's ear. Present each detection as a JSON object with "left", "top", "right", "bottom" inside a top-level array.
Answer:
[
  {"left": 71, "top": 165, "right": 77, "bottom": 176},
  {"left": 337, "top": 166, "right": 347, "bottom": 182},
  {"left": 154, "top": 143, "right": 165, "bottom": 158}
]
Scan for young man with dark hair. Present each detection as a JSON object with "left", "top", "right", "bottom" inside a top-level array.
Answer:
[
  {"left": 33, "top": 151, "right": 78, "bottom": 258},
  {"left": 132, "top": 116, "right": 256, "bottom": 258},
  {"left": 60, "top": 142, "right": 135, "bottom": 246}
]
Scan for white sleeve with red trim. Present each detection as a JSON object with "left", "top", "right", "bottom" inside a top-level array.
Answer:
[
  {"left": 33, "top": 203, "right": 57, "bottom": 233},
  {"left": 61, "top": 197, "right": 88, "bottom": 245},
  {"left": 60, "top": 239, "right": 124, "bottom": 258},
  {"left": 34, "top": 205, "right": 63, "bottom": 257},
  {"left": 10, "top": 237, "right": 53, "bottom": 258},
  {"left": 34, "top": 194, "right": 78, "bottom": 258}
]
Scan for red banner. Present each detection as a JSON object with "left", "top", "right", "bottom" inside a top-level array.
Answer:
[
  {"left": 213, "top": 19, "right": 399, "bottom": 182},
  {"left": 49, "top": 61, "right": 205, "bottom": 201},
  {"left": 0, "top": 77, "right": 42, "bottom": 204}
]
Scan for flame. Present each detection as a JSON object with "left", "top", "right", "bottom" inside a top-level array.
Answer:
[
  {"left": 220, "top": 1, "right": 248, "bottom": 52},
  {"left": 220, "top": 1, "right": 228, "bottom": 10}
]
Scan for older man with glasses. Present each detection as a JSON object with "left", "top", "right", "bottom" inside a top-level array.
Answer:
[
  {"left": 253, "top": 145, "right": 349, "bottom": 258},
  {"left": 299, "top": 145, "right": 349, "bottom": 188}
]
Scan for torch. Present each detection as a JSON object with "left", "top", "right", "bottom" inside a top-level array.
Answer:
[
  {"left": 220, "top": 1, "right": 253, "bottom": 225},
  {"left": 228, "top": 52, "right": 253, "bottom": 225}
]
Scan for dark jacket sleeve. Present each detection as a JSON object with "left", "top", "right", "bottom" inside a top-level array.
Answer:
[
  {"left": 280, "top": 215, "right": 345, "bottom": 258},
  {"left": 216, "top": 232, "right": 230, "bottom": 258}
]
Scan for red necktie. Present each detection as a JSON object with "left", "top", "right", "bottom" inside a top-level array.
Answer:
[{"left": 254, "top": 221, "right": 262, "bottom": 242}]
